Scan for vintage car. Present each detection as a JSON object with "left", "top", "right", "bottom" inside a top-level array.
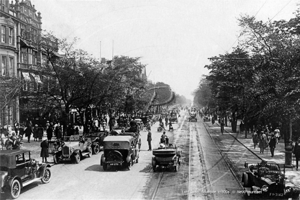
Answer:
[
  {"left": 134, "top": 118, "right": 144, "bottom": 130},
  {"left": 51, "top": 136, "right": 92, "bottom": 164},
  {"left": 188, "top": 112, "right": 197, "bottom": 122},
  {"left": 100, "top": 135, "right": 139, "bottom": 171},
  {"left": 0, "top": 150, "right": 51, "bottom": 199},
  {"left": 242, "top": 160, "right": 300, "bottom": 199},
  {"left": 152, "top": 144, "right": 181, "bottom": 172},
  {"left": 85, "top": 131, "right": 108, "bottom": 154},
  {"left": 169, "top": 112, "right": 178, "bottom": 124},
  {"left": 203, "top": 116, "right": 210, "bottom": 122}
]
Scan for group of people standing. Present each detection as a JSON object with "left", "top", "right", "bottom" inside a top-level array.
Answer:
[{"left": 252, "top": 126, "right": 280, "bottom": 157}]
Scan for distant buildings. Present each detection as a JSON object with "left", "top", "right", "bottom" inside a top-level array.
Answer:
[{"left": 0, "top": 0, "right": 59, "bottom": 127}]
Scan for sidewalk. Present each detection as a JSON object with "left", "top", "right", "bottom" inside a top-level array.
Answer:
[{"left": 204, "top": 121, "right": 300, "bottom": 187}]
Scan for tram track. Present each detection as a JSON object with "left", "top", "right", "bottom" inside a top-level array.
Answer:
[{"left": 203, "top": 121, "right": 261, "bottom": 189}]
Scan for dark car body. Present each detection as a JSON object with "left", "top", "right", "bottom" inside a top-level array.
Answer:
[
  {"left": 188, "top": 112, "right": 197, "bottom": 122},
  {"left": 0, "top": 149, "right": 51, "bottom": 199},
  {"left": 152, "top": 144, "right": 181, "bottom": 172},
  {"left": 100, "top": 135, "right": 139, "bottom": 171},
  {"left": 169, "top": 112, "right": 178, "bottom": 123},
  {"left": 242, "top": 161, "right": 300, "bottom": 199}
]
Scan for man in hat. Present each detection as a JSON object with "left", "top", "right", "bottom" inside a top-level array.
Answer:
[
  {"left": 274, "top": 128, "right": 280, "bottom": 144},
  {"left": 269, "top": 133, "right": 277, "bottom": 157},
  {"left": 40, "top": 137, "right": 49, "bottom": 163}
]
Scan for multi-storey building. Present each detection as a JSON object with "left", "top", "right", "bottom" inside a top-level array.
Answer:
[{"left": 0, "top": 0, "right": 59, "bottom": 127}]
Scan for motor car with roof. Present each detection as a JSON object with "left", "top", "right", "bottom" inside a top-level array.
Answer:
[
  {"left": 100, "top": 135, "right": 139, "bottom": 171},
  {"left": 0, "top": 149, "right": 51, "bottom": 199},
  {"left": 242, "top": 160, "right": 300, "bottom": 199},
  {"left": 188, "top": 111, "right": 197, "bottom": 122},
  {"left": 51, "top": 135, "right": 92, "bottom": 164}
]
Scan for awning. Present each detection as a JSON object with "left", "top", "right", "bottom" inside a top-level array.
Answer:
[
  {"left": 22, "top": 72, "right": 31, "bottom": 82},
  {"left": 31, "top": 73, "right": 42, "bottom": 84},
  {"left": 20, "top": 39, "right": 34, "bottom": 49},
  {"left": 52, "top": 51, "right": 63, "bottom": 58}
]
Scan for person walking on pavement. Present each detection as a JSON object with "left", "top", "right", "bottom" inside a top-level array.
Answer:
[
  {"left": 252, "top": 131, "right": 259, "bottom": 149},
  {"left": 293, "top": 138, "right": 300, "bottom": 170},
  {"left": 220, "top": 119, "right": 225, "bottom": 134},
  {"left": 259, "top": 132, "right": 268, "bottom": 154},
  {"left": 25, "top": 125, "right": 33, "bottom": 143},
  {"left": 40, "top": 138, "right": 49, "bottom": 163},
  {"left": 147, "top": 130, "right": 152, "bottom": 151},
  {"left": 33, "top": 124, "right": 38, "bottom": 141},
  {"left": 269, "top": 133, "right": 277, "bottom": 157},
  {"left": 37, "top": 125, "right": 44, "bottom": 141},
  {"left": 46, "top": 124, "right": 53, "bottom": 141}
]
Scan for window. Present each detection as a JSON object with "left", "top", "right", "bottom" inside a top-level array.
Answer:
[
  {"left": 9, "top": 57, "right": 14, "bottom": 76},
  {"left": 32, "top": 51, "right": 37, "bottom": 65},
  {"left": 8, "top": 27, "right": 13, "bottom": 45},
  {"left": 21, "top": 48, "right": 28, "bottom": 64},
  {"left": 1, "top": 25, "right": 6, "bottom": 43},
  {"left": 1, "top": 56, "right": 7, "bottom": 76},
  {"left": 23, "top": 81, "right": 28, "bottom": 91}
]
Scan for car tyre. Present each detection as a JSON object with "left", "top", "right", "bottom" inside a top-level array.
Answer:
[
  {"left": 10, "top": 179, "right": 21, "bottom": 199},
  {"left": 93, "top": 144, "right": 100, "bottom": 154},
  {"left": 41, "top": 168, "right": 51, "bottom": 184},
  {"left": 242, "top": 172, "right": 249, "bottom": 187},
  {"left": 74, "top": 154, "right": 80, "bottom": 164}
]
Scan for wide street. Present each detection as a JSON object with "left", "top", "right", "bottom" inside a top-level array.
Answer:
[{"left": 1, "top": 110, "right": 246, "bottom": 200}]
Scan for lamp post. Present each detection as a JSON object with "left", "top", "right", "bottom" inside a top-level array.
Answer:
[{"left": 285, "top": 117, "right": 293, "bottom": 167}]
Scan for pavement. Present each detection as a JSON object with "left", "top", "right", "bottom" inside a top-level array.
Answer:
[{"left": 204, "top": 120, "right": 300, "bottom": 188}]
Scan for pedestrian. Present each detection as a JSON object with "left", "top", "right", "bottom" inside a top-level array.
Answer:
[
  {"left": 25, "top": 125, "right": 33, "bottom": 143},
  {"left": 55, "top": 126, "right": 62, "bottom": 140},
  {"left": 33, "top": 124, "right": 38, "bottom": 141},
  {"left": 46, "top": 125, "right": 53, "bottom": 141},
  {"left": 38, "top": 125, "right": 44, "bottom": 141},
  {"left": 147, "top": 130, "right": 152, "bottom": 151},
  {"left": 259, "top": 132, "right": 268, "bottom": 154},
  {"left": 138, "top": 135, "right": 141, "bottom": 152},
  {"left": 274, "top": 128, "right": 280, "bottom": 144},
  {"left": 40, "top": 138, "right": 49, "bottom": 163},
  {"left": 220, "top": 119, "right": 225, "bottom": 134},
  {"left": 293, "top": 138, "right": 300, "bottom": 170},
  {"left": 252, "top": 131, "right": 259, "bottom": 149},
  {"left": 165, "top": 117, "right": 168, "bottom": 128},
  {"left": 269, "top": 133, "right": 277, "bottom": 157}
]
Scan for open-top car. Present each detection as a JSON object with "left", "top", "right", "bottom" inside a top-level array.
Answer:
[
  {"left": 242, "top": 160, "right": 300, "bottom": 199},
  {"left": 85, "top": 131, "right": 108, "bottom": 154},
  {"left": 52, "top": 136, "right": 92, "bottom": 164},
  {"left": 100, "top": 135, "right": 139, "bottom": 171},
  {"left": 152, "top": 143, "right": 181, "bottom": 172},
  {"left": 0, "top": 150, "right": 51, "bottom": 199}
]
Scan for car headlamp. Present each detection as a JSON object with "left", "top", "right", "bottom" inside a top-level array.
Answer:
[{"left": 262, "top": 185, "right": 268, "bottom": 192}]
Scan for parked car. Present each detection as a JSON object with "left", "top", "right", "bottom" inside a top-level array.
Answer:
[
  {"left": 242, "top": 160, "right": 300, "bottom": 199},
  {"left": 52, "top": 136, "right": 92, "bottom": 164},
  {"left": 0, "top": 149, "right": 51, "bottom": 199},
  {"left": 152, "top": 143, "right": 181, "bottom": 172},
  {"left": 85, "top": 131, "right": 108, "bottom": 154},
  {"left": 100, "top": 135, "right": 139, "bottom": 171}
]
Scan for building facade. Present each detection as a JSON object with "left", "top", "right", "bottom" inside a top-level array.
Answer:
[{"left": 0, "top": 0, "right": 58, "bottom": 127}]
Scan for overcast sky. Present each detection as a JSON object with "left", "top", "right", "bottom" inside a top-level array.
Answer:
[{"left": 30, "top": 0, "right": 299, "bottom": 100}]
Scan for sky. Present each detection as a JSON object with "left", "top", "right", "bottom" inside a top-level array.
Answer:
[{"left": 29, "top": 0, "right": 299, "bottom": 100}]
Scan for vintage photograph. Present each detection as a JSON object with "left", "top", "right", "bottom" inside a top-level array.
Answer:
[{"left": 1, "top": 0, "right": 300, "bottom": 199}]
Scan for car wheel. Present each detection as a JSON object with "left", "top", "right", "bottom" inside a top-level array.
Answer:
[
  {"left": 74, "top": 154, "right": 80, "bottom": 164},
  {"left": 41, "top": 168, "right": 51, "bottom": 184},
  {"left": 10, "top": 179, "right": 21, "bottom": 199},
  {"left": 242, "top": 172, "right": 249, "bottom": 187},
  {"left": 136, "top": 157, "right": 139, "bottom": 163},
  {"left": 127, "top": 161, "right": 131, "bottom": 170},
  {"left": 93, "top": 144, "right": 100, "bottom": 154}
]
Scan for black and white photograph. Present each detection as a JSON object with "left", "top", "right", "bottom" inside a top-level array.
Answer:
[{"left": 1, "top": 0, "right": 300, "bottom": 199}]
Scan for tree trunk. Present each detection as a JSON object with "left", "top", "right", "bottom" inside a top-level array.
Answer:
[{"left": 231, "top": 112, "right": 237, "bottom": 133}]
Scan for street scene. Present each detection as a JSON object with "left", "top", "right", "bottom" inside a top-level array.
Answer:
[{"left": 1, "top": 0, "right": 300, "bottom": 200}]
